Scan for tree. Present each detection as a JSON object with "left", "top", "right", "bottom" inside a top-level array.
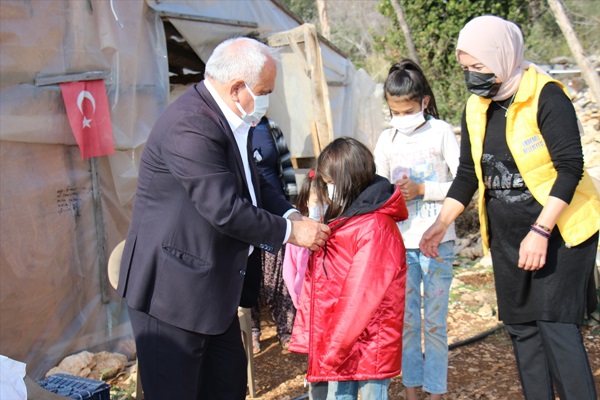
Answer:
[
  {"left": 377, "top": 0, "right": 600, "bottom": 122},
  {"left": 547, "top": 0, "right": 600, "bottom": 104},
  {"left": 279, "top": 0, "right": 318, "bottom": 25},
  {"left": 280, "top": 0, "right": 391, "bottom": 73},
  {"left": 316, "top": 0, "right": 331, "bottom": 39},
  {"left": 377, "top": 0, "right": 531, "bottom": 124},
  {"left": 388, "top": 0, "right": 419, "bottom": 64}
]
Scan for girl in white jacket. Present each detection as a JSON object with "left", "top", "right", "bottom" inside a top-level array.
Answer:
[{"left": 374, "top": 59, "right": 460, "bottom": 400}]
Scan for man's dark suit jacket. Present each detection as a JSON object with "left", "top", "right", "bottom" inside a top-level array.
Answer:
[{"left": 118, "top": 82, "right": 291, "bottom": 335}]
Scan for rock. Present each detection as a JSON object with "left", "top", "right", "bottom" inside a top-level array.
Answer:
[
  {"left": 549, "top": 56, "right": 574, "bottom": 65},
  {"left": 455, "top": 198, "right": 480, "bottom": 238},
  {"left": 88, "top": 351, "right": 128, "bottom": 380},
  {"left": 479, "top": 253, "right": 493, "bottom": 268},
  {"left": 478, "top": 303, "right": 494, "bottom": 318},
  {"left": 461, "top": 293, "right": 474, "bottom": 302},
  {"left": 453, "top": 237, "right": 472, "bottom": 254},
  {"left": 46, "top": 350, "right": 129, "bottom": 381},
  {"left": 45, "top": 350, "right": 95, "bottom": 378},
  {"left": 115, "top": 338, "right": 137, "bottom": 360},
  {"left": 457, "top": 240, "right": 484, "bottom": 260}
]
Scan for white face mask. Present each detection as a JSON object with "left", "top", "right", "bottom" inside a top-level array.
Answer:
[
  {"left": 308, "top": 205, "right": 328, "bottom": 221},
  {"left": 389, "top": 104, "right": 426, "bottom": 135},
  {"left": 326, "top": 184, "right": 336, "bottom": 201},
  {"left": 235, "top": 82, "right": 270, "bottom": 125}
]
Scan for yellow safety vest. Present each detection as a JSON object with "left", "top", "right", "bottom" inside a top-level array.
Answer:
[{"left": 465, "top": 67, "right": 600, "bottom": 251}]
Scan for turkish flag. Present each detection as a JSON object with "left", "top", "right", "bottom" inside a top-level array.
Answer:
[{"left": 60, "top": 79, "right": 115, "bottom": 159}]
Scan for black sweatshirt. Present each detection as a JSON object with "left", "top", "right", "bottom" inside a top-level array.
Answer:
[{"left": 448, "top": 82, "right": 584, "bottom": 206}]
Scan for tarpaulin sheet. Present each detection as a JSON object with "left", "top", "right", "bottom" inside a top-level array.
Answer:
[
  {"left": 0, "top": 0, "right": 167, "bottom": 378},
  {"left": 0, "top": 0, "right": 384, "bottom": 379}
]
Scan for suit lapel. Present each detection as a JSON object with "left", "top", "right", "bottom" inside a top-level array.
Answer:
[
  {"left": 195, "top": 82, "right": 255, "bottom": 202},
  {"left": 247, "top": 129, "right": 262, "bottom": 207}
]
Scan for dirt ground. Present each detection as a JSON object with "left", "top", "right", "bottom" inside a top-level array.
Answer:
[
  {"left": 249, "top": 325, "right": 600, "bottom": 400},
  {"left": 247, "top": 259, "right": 600, "bottom": 400},
  {"left": 107, "top": 257, "right": 600, "bottom": 400}
]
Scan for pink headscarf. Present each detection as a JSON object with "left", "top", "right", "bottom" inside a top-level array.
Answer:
[{"left": 456, "top": 15, "right": 546, "bottom": 101}]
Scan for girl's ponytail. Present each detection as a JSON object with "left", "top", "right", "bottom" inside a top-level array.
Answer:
[{"left": 384, "top": 59, "right": 439, "bottom": 119}]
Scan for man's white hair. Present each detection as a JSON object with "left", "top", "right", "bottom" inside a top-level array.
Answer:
[{"left": 205, "top": 37, "right": 278, "bottom": 87}]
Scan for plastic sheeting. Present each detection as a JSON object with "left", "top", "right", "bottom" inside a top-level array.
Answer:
[
  {"left": 150, "top": 0, "right": 385, "bottom": 155},
  {"left": 0, "top": 0, "right": 167, "bottom": 378},
  {"left": 0, "top": 0, "right": 384, "bottom": 379}
]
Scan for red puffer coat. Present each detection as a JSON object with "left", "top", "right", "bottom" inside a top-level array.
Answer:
[{"left": 289, "top": 178, "right": 408, "bottom": 382}]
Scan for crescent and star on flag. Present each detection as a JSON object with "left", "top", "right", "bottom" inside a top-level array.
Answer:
[
  {"left": 77, "top": 90, "right": 96, "bottom": 128},
  {"left": 59, "top": 79, "right": 115, "bottom": 159}
]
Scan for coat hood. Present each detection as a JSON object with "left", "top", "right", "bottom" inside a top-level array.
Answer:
[{"left": 335, "top": 175, "right": 406, "bottom": 227}]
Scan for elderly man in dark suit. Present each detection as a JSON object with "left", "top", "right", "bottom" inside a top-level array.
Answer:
[{"left": 117, "top": 37, "right": 330, "bottom": 400}]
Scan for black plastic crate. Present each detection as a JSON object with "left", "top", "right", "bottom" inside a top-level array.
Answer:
[{"left": 36, "top": 373, "right": 110, "bottom": 400}]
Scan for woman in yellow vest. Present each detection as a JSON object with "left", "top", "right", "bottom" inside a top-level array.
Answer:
[{"left": 420, "top": 15, "right": 599, "bottom": 400}]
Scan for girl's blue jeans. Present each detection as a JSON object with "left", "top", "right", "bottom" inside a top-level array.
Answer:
[
  {"left": 309, "top": 379, "right": 391, "bottom": 400},
  {"left": 401, "top": 241, "right": 454, "bottom": 394}
]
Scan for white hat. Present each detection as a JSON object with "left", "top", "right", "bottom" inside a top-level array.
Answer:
[{"left": 107, "top": 240, "right": 126, "bottom": 289}]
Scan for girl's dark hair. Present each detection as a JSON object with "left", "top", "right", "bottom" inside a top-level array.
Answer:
[
  {"left": 315, "top": 137, "right": 376, "bottom": 223},
  {"left": 383, "top": 59, "right": 439, "bottom": 119},
  {"left": 295, "top": 169, "right": 314, "bottom": 216}
]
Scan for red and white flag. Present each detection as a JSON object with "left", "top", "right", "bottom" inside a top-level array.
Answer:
[{"left": 60, "top": 79, "right": 114, "bottom": 159}]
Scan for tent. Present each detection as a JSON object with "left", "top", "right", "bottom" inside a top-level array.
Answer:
[{"left": 0, "top": 0, "right": 385, "bottom": 378}]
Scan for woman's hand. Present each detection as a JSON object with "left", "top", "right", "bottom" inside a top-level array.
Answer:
[
  {"left": 517, "top": 196, "right": 566, "bottom": 270},
  {"left": 420, "top": 198, "right": 465, "bottom": 258},
  {"left": 419, "top": 220, "right": 448, "bottom": 258},
  {"left": 518, "top": 230, "right": 548, "bottom": 270}
]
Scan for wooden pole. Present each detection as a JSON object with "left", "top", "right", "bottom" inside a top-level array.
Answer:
[
  {"left": 316, "top": 0, "right": 331, "bottom": 40},
  {"left": 90, "top": 157, "right": 110, "bottom": 304},
  {"left": 547, "top": 0, "right": 600, "bottom": 104},
  {"left": 267, "top": 24, "right": 334, "bottom": 155},
  {"left": 389, "top": 0, "right": 420, "bottom": 65}
]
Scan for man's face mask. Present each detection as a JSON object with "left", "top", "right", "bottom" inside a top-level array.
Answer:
[
  {"left": 236, "top": 82, "right": 269, "bottom": 125},
  {"left": 464, "top": 71, "right": 501, "bottom": 98}
]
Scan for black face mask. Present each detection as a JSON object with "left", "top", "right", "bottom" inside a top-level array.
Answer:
[{"left": 464, "top": 70, "right": 501, "bottom": 98}]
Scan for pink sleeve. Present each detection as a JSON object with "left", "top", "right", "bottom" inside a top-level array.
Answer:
[{"left": 283, "top": 244, "right": 309, "bottom": 308}]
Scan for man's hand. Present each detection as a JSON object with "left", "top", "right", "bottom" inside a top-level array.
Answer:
[{"left": 288, "top": 217, "right": 330, "bottom": 251}]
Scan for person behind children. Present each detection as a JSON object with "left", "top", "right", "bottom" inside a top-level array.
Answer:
[
  {"left": 117, "top": 37, "right": 330, "bottom": 400},
  {"left": 374, "top": 59, "right": 460, "bottom": 400},
  {"left": 283, "top": 169, "right": 331, "bottom": 399},
  {"left": 289, "top": 137, "right": 409, "bottom": 400},
  {"left": 282, "top": 169, "right": 324, "bottom": 309},
  {"left": 419, "top": 16, "right": 600, "bottom": 400},
  {"left": 250, "top": 116, "right": 298, "bottom": 353}
]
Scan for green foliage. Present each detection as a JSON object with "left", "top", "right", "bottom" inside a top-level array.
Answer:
[
  {"left": 562, "top": 0, "right": 600, "bottom": 54},
  {"left": 375, "top": 0, "right": 599, "bottom": 125},
  {"left": 376, "top": 0, "right": 531, "bottom": 125},
  {"left": 279, "top": 0, "right": 318, "bottom": 24},
  {"left": 525, "top": 12, "right": 569, "bottom": 63},
  {"left": 526, "top": 0, "right": 600, "bottom": 62},
  {"left": 279, "top": 0, "right": 381, "bottom": 72},
  {"left": 110, "top": 381, "right": 136, "bottom": 400},
  {"left": 278, "top": 0, "right": 598, "bottom": 126}
]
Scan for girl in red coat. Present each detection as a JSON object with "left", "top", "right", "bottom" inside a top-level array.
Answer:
[{"left": 289, "top": 137, "right": 409, "bottom": 400}]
